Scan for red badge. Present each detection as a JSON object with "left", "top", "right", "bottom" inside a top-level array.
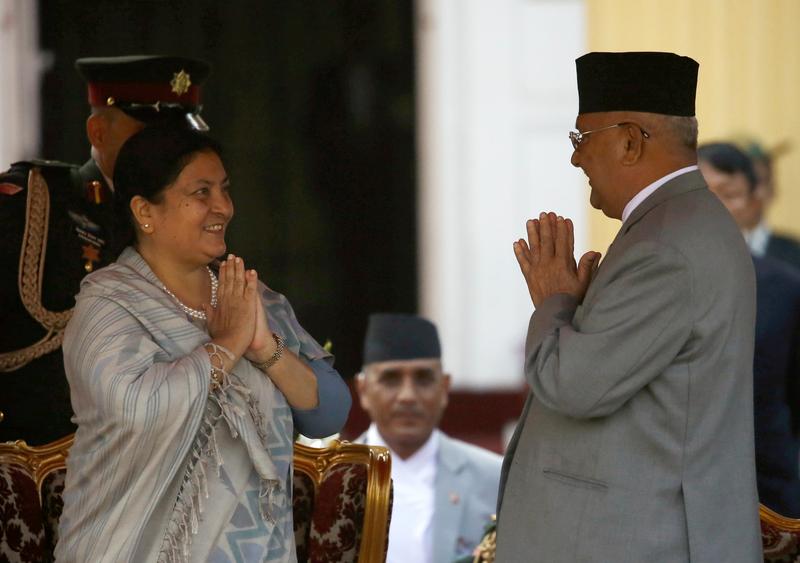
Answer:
[
  {"left": 0, "top": 183, "right": 23, "bottom": 196},
  {"left": 86, "top": 180, "right": 107, "bottom": 204}
]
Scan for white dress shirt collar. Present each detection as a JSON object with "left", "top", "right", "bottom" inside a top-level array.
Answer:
[
  {"left": 621, "top": 165, "right": 699, "bottom": 224},
  {"left": 745, "top": 220, "right": 771, "bottom": 257},
  {"left": 366, "top": 424, "right": 440, "bottom": 563},
  {"left": 365, "top": 423, "right": 440, "bottom": 472},
  {"left": 94, "top": 159, "right": 115, "bottom": 193}
]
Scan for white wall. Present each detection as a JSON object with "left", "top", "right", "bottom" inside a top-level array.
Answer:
[
  {"left": 416, "top": 0, "right": 587, "bottom": 388},
  {"left": 0, "top": 0, "right": 41, "bottom": 165}
]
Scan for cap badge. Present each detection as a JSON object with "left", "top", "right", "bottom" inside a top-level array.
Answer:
[{"left": 170, "top": 69, "right": 192, "bottom": 95}]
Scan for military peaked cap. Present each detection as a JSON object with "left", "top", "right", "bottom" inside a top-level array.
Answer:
[{"left": 75, "top": 55, "right": 211, "bottom": 130}]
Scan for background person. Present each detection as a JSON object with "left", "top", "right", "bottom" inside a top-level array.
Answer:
[
  {"left": 699, "top": 141, "right": 800, "bottom": 517},
  {"left": 0, "top": 55, "right": 211, "bottom": 443},
  {"left": 738, "top": 139, "right": 800, "bottom": 272},
  {"left": 355, "top": 313, "right": 502, "bottom": 563},
  {"left": 56, "top": 126, "right": 350, "bottom": 562}
]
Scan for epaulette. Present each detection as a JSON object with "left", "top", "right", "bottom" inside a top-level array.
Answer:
[
  {"left": 0, "top": 159, "right": 77, "bottom": 197},
  {"left": 22, "top": 158, "right": 77, "bottom": 168}
]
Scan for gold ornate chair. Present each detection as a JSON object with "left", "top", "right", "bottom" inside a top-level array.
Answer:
[
  {"left": 0, "top": 435, "right": 71, "bottom": 562},
  {"left": 460, "top": 505, "right": 800, "bottom": 563},
  {"left": 293, "top": 440, "right": 392, "bottom": 562},
  {"left": 761, "top": 504, "right": 800, "bottom": 562},
  {"left": 454, "top": 515, "right": 495, "bottom": 563},
  {"left": 0, "top": 436, "right": 391, "bottom": 563}
]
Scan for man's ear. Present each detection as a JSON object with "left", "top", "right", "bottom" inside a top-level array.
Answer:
[
  {"left": 86, "top": 112, "right": 108, "bottom": 150},
  {"left": 440, "top": 373, "right": 451, "bottom": 409},
  {"left": 754, "top": 182, "right": 769, "bottom": 202},
  {"left": 355, "top": 372, "right": 371, "bottom": 411},
  {"left": 620, "top": 124, "right": 646, "bottom": 165}
]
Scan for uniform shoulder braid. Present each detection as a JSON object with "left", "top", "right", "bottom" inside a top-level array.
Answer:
[{"left": 0, "top": 157, "right": 113, "bottom": 372}]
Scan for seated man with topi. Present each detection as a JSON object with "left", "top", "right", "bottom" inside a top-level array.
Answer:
[{"left": 355, "top": 313, "right": 502, "bottom": 563}]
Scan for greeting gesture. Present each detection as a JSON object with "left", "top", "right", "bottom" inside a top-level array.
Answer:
[
  {"left": 513, "top": 212, "right": 601, "bottom": 307},
  {"left": 244, "top": 287, "right": 278, "bottom": 365},
  {"left": 205, "top": 254, "right": 258, "bottom": 358}
]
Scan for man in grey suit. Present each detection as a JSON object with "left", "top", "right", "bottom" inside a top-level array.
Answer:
[
  {"left": 355, "top": 313, "right": 502, "bottom": 563},
  {"left": 496, "top": 52, "right": 762, "bottom": 562}
]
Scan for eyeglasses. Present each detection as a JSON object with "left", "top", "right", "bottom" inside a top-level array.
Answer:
[{"left": 569, "top": 122, "right": 650, "bottom": 150}]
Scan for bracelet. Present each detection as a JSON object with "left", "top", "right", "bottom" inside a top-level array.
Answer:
[
  {"left": 205, "top": 342, "right": 234, "bottom": 390},
  {"left": 253, "top": 333, "right": 285, "bottom": 372}
]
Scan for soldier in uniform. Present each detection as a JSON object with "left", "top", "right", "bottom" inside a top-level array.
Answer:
[{"left": 0, "top": 55, "right": 211, "bottom": 444}]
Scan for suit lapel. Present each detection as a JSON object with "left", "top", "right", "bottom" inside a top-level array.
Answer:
[
  {"left": 497, "top": 393, "right": 531, "bottom": 514},
  {"left": 433, "top": 433, "right": 468, "bottom": 563},
  {"left": 358, "top": 430, "right": 464, "bottom": 560}
]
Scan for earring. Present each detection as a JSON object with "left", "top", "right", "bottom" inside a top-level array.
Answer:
[{"left": 142, "top": 223, "right": 150, "bottom": 230}]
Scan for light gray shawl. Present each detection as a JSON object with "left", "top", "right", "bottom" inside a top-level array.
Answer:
[{"left": 55, "top": 248, "right": 328, "bottom": 562}]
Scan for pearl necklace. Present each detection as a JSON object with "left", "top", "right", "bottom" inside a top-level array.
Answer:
[{"left": 162, "top": 267, "right": 218, "bottom": 320}]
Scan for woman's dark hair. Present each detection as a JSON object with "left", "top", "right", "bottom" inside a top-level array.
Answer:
[
  {"left": 697, "top": 142, "right": 758, "bottom": 193},
  {"left": 111, "top": 125, "right": 223, "bottom": 257}
]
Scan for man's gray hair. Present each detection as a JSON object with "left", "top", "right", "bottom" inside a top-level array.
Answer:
[{"left": 655, "top": 115, "right": 699, "bottom": 151}]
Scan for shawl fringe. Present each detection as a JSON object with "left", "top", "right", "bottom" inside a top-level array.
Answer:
[{"left": 157, "top": 371, "right": 282, "bottom": 562}]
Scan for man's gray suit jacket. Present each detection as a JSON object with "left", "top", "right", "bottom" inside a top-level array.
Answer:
[
  {"left": 496, "top": 170, "right": 762, "bottom": 562},
  {"left": 356, "top": 431, "right": 502, "bottom": 562}
]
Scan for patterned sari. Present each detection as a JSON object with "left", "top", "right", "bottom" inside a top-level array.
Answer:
[{"left": 55, "top": 248, "right": 330, "bottom": 562}]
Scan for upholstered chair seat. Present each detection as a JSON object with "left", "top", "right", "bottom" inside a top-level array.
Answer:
[
  {"left": 1, "top": 436, "right": 391, "bottom": 563},
  {"left": 761, "top": 505, "right": 800, "bottom": 563}
]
